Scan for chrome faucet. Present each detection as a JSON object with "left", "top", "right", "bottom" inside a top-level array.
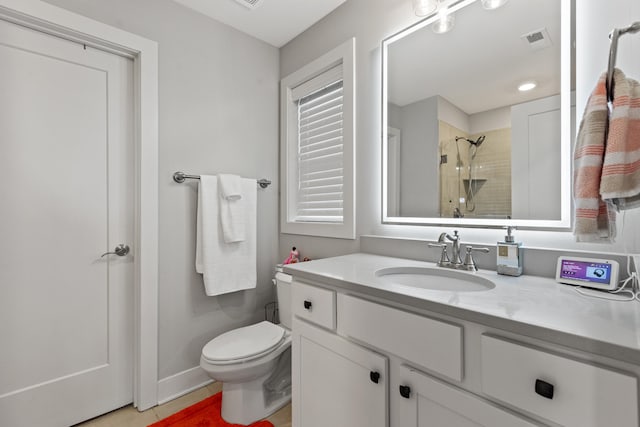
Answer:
[
  {"left": 428, "top": 233, "right": 450, "bottom": 266},
  {"left": 429, "top": 230, "right": 489, "bottom": 271},
  {"left": 445, "top": 230, "right": 462, "bottom": 265}
]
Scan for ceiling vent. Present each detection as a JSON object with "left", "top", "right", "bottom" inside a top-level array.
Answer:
[
  {"left": 232, "top": 0, "right": 265, "bottom": 10},
  {"left": 521, "top": 27, "right": 552, "bottom": 51}
]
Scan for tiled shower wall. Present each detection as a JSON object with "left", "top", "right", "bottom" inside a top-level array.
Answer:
[{"left": 439, "top": 121, "right": 511, "bottom": 218}]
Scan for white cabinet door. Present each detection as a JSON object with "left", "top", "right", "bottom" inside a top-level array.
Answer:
[
  {"left": 393, "top": 365, "right": 543, "bottom": 427},
  {"left": 292, "top": 318, "right": 388, "bottom": 427}
]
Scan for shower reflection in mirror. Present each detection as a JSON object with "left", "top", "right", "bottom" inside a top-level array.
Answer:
[{"left": 439, "top": 130, "right": 511, "bottom": 219}]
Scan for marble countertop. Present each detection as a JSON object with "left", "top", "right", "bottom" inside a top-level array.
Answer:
[{"left": 284, "top": 253, "right": 640, "bottom": 364}]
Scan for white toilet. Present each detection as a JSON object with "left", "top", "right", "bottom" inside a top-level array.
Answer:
[{"left": 200, "top": 268, "right": 292, "bottom": 425}]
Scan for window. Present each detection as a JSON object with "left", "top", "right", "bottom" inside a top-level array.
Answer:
[
  {"left": 280, "top": 38, "right": 355, "bottom": 239},
  {"left": 295, "top": 71, "right": 343, "bottom": 223}
]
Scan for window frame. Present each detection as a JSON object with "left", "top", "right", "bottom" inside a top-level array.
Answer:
[{"left": 280, "top": 38, "right": 356, "bottom": 239}]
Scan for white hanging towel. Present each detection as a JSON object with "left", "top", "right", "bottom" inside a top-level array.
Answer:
[
  {"left": 218, "top": 173, "right": 243, "bottom": 200},
  {"left": 218, "top": 174, "right": 245, "bottom": 243},
  {"left": 195, "top": 175, "right": 256, "bottom": 296}
]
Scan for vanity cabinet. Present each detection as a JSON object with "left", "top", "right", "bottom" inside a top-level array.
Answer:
[{"left": 290, "top": 278, "right": 639, "bottom": 427}]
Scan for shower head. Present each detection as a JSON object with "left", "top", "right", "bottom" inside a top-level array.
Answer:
[{"left": 455, "top": 135, "right": 486, "bottom": 147}]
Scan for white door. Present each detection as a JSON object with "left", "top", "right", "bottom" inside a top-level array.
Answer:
[
  {"left": 511, "top": 95, "right": 562, "bottom": 220},
  {"left": 0, "top": 17, "right": 134, "bottom": 427},
  {"left": 292, "top": 318, "right": 388, "bottom": 427}
]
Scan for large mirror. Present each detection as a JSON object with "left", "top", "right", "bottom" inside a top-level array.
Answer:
[{"left": 382, "top": 0, "right": 573, "bottom": 228}]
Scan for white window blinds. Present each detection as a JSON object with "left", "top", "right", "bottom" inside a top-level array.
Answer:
[{"left": 293, "top": 66, "right": 344, "bottom": 223}]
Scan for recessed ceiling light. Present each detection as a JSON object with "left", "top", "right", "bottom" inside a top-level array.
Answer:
[
  {"left": 481, "top": 0, "right": 509, "bottom": 10},
  {"left": 518, "top": 81, "right": 537, "bottom": 92}
]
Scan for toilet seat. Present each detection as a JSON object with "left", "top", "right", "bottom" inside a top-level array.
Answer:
[{"left": 202, "top": 321, "right": 286, "bottom": 365}]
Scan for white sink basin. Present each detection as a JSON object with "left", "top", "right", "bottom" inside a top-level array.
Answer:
[{"left": 375, "top": 267, "right": 495, "bottom": 292}]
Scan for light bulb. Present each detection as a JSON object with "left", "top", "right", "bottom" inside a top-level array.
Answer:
[
  {"left": 412, "top": 0, "right": 439, "bottom": 16},
  {"left": 481, "top": 0, "right": 509, "bottom": 10},
  {"left": 432, "top": 10, "right": 455, "bottom": 34}
]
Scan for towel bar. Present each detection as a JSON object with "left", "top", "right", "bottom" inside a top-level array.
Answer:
[
  {"left": 607, "top": 21, "right": 640, "bottom": 101},
  {"left": 173, "top": 171, "right": 271, "bottom": 188}
]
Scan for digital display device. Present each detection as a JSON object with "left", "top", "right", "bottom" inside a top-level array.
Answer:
[{"left": 555, "top": 256, "right": 619, "bottom": 290}]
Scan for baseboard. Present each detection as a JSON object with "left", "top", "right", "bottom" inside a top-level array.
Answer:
[{"left": 157, "top": 366, "right": 213, "bottom": 405}]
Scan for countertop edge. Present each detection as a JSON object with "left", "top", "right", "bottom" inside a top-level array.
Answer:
[{"left": 284, "top": 265, "right": 640, "bottom": 366}]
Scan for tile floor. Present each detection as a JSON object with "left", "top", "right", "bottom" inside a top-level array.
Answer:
[{"left": 75, "top": 382, "right": 292, "bottom": 427}]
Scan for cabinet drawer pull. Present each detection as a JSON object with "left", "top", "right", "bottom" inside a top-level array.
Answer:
[
  {"left": 303, "top": 300, "right": 312, "bottom": 310},
  {"left": 399, "top": 385, "right": 411, "bottom": 399},
  {"left": 370, "top": 371, "right": 380, "bottom": 384},
  {"left": 535, "top": 379, "right": 554, "bottom": 399}
]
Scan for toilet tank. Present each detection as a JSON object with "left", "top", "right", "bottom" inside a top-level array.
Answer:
[{"left": 274, "top": 271, "right": 292, "bottom": 329}]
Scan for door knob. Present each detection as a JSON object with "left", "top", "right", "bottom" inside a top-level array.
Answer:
[{"left": 101, "top": 244, "right": 130, "bottom": 257}]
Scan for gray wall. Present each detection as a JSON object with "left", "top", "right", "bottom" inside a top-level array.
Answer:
[
  {"left": 398, "top": 97, "right": 439, "bottom": 217},
  {"left": 280, "top": 0, "right": 640, "bottom": 260},
  {"left": 280, "top": 0, "right": 416, "bottom": 261},
  {"left": 43, "top": 0, "right": 280, "bottom": 381},
  {"left": 387, "top": 97, "right": 440, "bottom": 218}
]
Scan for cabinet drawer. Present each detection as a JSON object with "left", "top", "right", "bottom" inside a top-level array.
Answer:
[
  {"left": 394, "top": 364, "right": 539, "bottom": 427},
  {"left": 481, "top": 335, "right": 639, "bottom": 427},
  {"left": 292, "top": 280, "right": 336, "bottom": 330},
  {"left": 338, "top": 294, "right": 463, "bottom": 381}
]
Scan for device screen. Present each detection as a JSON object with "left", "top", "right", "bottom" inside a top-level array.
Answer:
[{"left": 559, "top": 260, "right": 612, "bottom": 284}]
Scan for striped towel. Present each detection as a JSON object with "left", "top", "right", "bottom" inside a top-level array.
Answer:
[
  {"left": 573, "top": 73, "right": 616, "bottom": 242},
  {"left": 601, "top": 68, "right": 640, "bottom": 209}
]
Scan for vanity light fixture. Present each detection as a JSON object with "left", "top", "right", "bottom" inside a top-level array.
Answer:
[
  {"left": 412, "top": 0, "right": 439, "bottom": 16},
  {"left": 481, "top": 0, "right": 509, "bottom": 10},
  {"left": 432, "top": 9, "right": 455, "bottom": 34},
  {"left": 518, "top": 80, "right": 537, "bottom": 91}
]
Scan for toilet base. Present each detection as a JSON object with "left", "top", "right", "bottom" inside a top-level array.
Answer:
[{"left": 220, "top": 377, "right": 291, "bottom": 425}]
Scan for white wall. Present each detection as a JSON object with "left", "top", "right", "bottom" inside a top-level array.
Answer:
[
  {"left": 469, "top": 106, "right": 510, "bottom": 134},
  {"left": 280, "top": 0, "right": 640, "bottom": 260},
  {"left": 43, "top": 0, "right": 280, "bottom": 384},
  {"left": 438, "top": 97, "right": 470, "bottom": 133}
]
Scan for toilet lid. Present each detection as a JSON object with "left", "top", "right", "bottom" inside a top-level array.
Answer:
[{"left": 202, "top": 321, "right": 285, "bottom": 362}]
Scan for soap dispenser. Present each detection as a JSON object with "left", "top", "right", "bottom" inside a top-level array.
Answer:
[{"left": 497, "top": 226, "right": 523, "bottom": 276}]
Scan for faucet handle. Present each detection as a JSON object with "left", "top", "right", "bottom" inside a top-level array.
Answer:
[
  {"left": 463, "top": 246, "right": 490, "bottom": 271},
  {"left": 428, "top": 243, "right": 451, "bottom": 266}
]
